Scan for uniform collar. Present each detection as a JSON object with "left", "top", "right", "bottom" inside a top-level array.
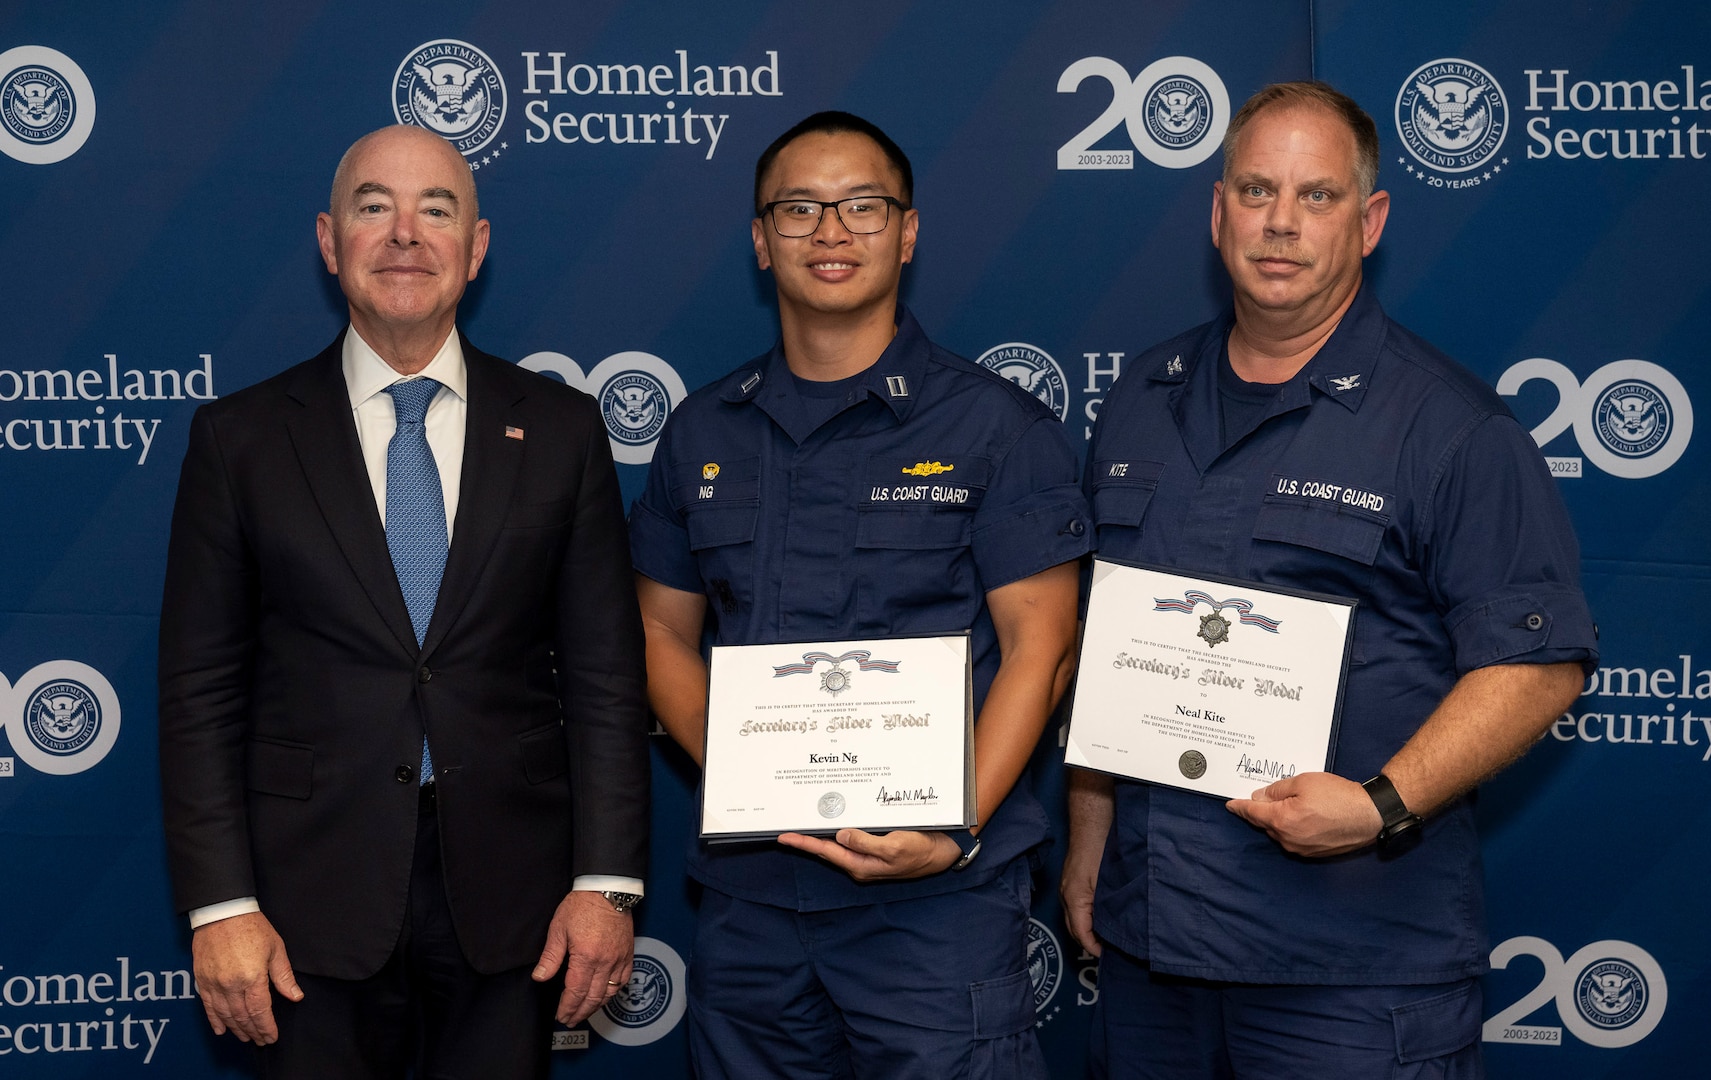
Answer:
[
  {"left": 1299, "top": 282, "right": 1385, "bottom": 413},
  {"left": 1156, "top": 282, "right": 1386, "bottom": 406},
  {"left": 719, "top": 307, "right": 932, "bottom": 436},
  {"left": 1165, "top": 283, "right": 1386, "bottom": 474}
]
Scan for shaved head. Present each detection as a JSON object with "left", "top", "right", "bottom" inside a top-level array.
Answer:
[{"left": 330, "top": 125, "right": 478, "bottom": 217}]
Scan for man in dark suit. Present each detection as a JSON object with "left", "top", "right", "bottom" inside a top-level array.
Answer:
[{"left": 157, "top": 124, "right": 650, "bottom": 1078}]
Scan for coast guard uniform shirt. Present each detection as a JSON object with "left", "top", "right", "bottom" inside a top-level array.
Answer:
[
  {"left": 629, "top": 308, "right": 1091, "bottom": 910},
  {"left": 1084, "top": 284, "right": 1597, "bottom": 983}
]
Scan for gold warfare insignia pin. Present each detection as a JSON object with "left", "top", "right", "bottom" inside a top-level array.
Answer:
[{"left": 901, "top": 461, "right": 954, "bottom": 477}]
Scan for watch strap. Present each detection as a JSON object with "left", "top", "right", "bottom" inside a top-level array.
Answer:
[
  {"left": 948, "top": 830, "right": 982, "bottom": 872},
  {"left": 1362, "top": 773, "right": 1423, "bottom": 844}
]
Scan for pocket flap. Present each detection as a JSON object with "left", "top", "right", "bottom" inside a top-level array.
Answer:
[
  {"left": 855, "top": 508, "right": 973, "bottom": 549},
  {"left": 246, "top": 737, "right": 313, "bottom": 800},
  {"left": 684, "top": 504, "right": 759, "bottom": 550},
  {"left": 1254, "top": 500, "right": 1387, "bottom": 566},
  {"left": 519, "top": 722, "right": 568, "bottom": 785},
  {"left": 970, "top": 969, "right": 1036, "bottom": 1038},
  {"left": 1392, "top": 981, "right": 1480, "bottom": 1063},
  {"left": 1092, "top": 484, "right": 1156, "bottom": 527}
]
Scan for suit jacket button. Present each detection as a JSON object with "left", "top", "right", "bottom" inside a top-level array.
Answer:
[
  {"left": 418, "top": 667, "right": 433, "bottom": 683},
  {"left": 395, "top": 764, "right": 414, "bottom": 783}
]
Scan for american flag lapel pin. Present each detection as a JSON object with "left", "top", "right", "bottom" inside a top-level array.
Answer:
[{"left": 504, "top": 425, "right": 525, "bottom": 441}]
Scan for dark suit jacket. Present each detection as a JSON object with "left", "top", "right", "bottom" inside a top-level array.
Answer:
[{"left": 157, "top": 333, "right": 649, "bottom": 979}]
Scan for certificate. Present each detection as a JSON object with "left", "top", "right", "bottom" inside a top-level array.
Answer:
[
  {"left": 700, "top": 635, "right": 975, "bottom": 841},
  {"left": 1065, "top": 561, "right": 1355, "bottom": 799}
]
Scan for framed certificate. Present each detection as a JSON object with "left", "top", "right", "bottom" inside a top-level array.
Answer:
[
  {"left": 1065, "top": 560, "right": 1356, "bottom": 800},
  {"left": 700, "top": 634, "right": 975, "bottom": 841}
]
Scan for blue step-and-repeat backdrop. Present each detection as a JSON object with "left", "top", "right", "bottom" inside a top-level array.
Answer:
[{"left": 1, "top": 1, "right": 1703, "bottom": 1075}]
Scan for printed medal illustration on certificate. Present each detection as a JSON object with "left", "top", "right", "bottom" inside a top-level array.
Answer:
[
  {"left": 700, "top": 635, "right": 975, "bottom": 840},
  {"left": 1065, "top": 561, "right": 1355, "bottom": 799}
]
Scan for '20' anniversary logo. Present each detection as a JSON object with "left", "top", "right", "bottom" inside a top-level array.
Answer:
[
  {"left": 1057, "top": 56, "right": 1229, "bottom": 171},
  {"left": 1485, "top": 936, "right": 1667, "bottom": 1049},
  {"left": 1, "top": 661, "right": 121, "bottom": 776},
  {"left": 1497, "top": 358, "right": 1692, "bottom": 479}
]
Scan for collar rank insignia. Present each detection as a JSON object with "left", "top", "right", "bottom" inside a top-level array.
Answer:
[
  {"left": 1166, "top": 355, "right": 1184, "bottom": 376},
  {"left": 885, "top": 375, "right": 909, "bottom": 397},
  {"left": 901, "top": 461, "right": 954, "bottom": 477},
  {"left": 702, "top": 462, "right": 720, "bottom": 480},
  {"left": 740, "top": 372, "right": 762, "bottom": 394},
  {"left": 1330, "top": 374, "right": 1362, "bottom": 392}
]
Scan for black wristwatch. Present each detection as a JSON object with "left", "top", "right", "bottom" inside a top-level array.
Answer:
[
  {"left": 947, "top": 830, "right": 982, "bottom": 872},
  {"left": 1362, "top": 774, "right": 1423, "bottom": 848},
  {"left": 601, "top": 890, "right": 643, "bottom": 913}
]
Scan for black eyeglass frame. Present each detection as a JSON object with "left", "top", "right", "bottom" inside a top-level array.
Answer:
[{"left": 757, "top": 195, "right": 911, "bottom": 237}]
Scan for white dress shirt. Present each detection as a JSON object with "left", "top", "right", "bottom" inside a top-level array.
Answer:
[{"left": 190, "top": 327, "right": 640, "bottom": 930}]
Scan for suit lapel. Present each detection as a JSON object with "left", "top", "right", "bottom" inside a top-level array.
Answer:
[
  {"left": 283, "top": 336, "right": 421, "bottom": 659},
  {"left": 421, "top": 344, "right": 526, "bottom": 659}
]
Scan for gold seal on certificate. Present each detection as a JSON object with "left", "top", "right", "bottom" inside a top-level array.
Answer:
[
  {"left": 1065, "top": 561, "right": 1356, "bottom": 799},
  {"left": 700, "top": 635, "right": 975, "bottom": 841}
]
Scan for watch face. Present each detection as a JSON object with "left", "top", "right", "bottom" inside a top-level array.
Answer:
[
  {"left": 1378, "top": 814, "right": 1424, "bottom": 848},
  {"left": 603, "top": 891, "right": 642, "bottom": 912}
]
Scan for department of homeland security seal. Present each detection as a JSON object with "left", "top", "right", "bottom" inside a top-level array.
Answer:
[
  {"left": 1026, "top": 918, "right": 1064, "bottom": 1014},
  {"left": 24, "top": 679, "right": 101, "bottom": 757},
  {"left": 1126, "top": 56, "right": 1230, "bottom": 169},
  {"left": 1594, "top": 380, "right": 1671, "bottom": 459},
  {"left": 818, "top": 791, "right": 846, "bottom": 819},
  {"left": 1178, "top": 750, "right": 1207, "bottom": 780},
  {"left": 1576, "top": 958, "right": 1648, "bottom": 1031},
  {"left": 590, "top": 352, "right": 687, "bottom": 465},
  {"left": 1396, "top": 58, "right": 1508, "bottom": 174},
  {"left": 1143, "top": 75, "right": 1213, "bottom": 150},
  {"left": 601, "top": 371, "right": 671, "bottom": 448},
  {"left": 0, "top": 46, "right": 97, "bottom": 164},
  {"left": 976, "top": 343, "right": 1070, "bottom": 422},
  {"left": 589, "top": 938, "right": 688, "bottom": 1046},
  {"left": 393, "top": 40, "right": 506, "bottom": 157}
]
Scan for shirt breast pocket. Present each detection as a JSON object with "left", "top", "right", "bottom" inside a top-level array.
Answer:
[
  {"left": 851, "top": 454, "right": 989, "bottom": 630},
  {"left": 1089, "top": 460, "right": 1164, "bottom": 552},
  {"left": 1252, "top": 499, "right": 1388, "bottom": 663},
  {"left": 673, "top": 456, "right": 761, "bottom": 616}
]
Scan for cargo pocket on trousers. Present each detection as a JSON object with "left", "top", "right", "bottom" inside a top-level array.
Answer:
[
  {"left": 1392, "top": 981, "right": 1481, "bottom": 1079},
  {"left": 966, "top": 968, "right": 1046, "bottom": 1079}
]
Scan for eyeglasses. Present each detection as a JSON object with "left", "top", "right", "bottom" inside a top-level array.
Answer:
[{"left": 759, "top": 195, "right": 908, "bottom": 237}]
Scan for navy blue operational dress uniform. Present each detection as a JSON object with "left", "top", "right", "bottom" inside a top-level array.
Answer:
[
  {"left": 1081, "top": 287, "right": 1601, "bottom": 1074},
  {"left": 630, "top": 307, "right": 1089, "bottom": 1076},
  {"left": 1066, "top": 83, "right": 1597, "bottom": 1080},
  {"left": 1084, "top": 279, "right": 1596, "bottom": 973}
]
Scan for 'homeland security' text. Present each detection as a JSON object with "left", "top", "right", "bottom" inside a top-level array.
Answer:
[
  {"left": 1525, "top": 65, "right": 1711, "bottom": 160},
  {"left": 521, "top": 49, "right": 782, "bottom": 160},
  {"left": 0, "top": 353, "right": 214, "bottom": 465},
  {"left": 0, "top": 956, "right": 194, "bottom": 1065}
]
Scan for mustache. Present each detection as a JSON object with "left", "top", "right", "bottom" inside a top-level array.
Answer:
[{"left": 1245, "top": 244, "right": 1316, "bottom": 267}]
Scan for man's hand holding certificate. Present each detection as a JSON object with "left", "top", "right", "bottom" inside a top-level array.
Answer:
[
  {"left": 701, "top": 635, "right": 975, "bottom": 840},
  {"left": 1066, "top": 562, "right": 1356, "bottom": 800}
]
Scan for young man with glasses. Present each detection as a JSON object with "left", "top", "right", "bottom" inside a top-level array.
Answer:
[{"left": 629, "top": 112, "right": 1089, "bottom": 1079}]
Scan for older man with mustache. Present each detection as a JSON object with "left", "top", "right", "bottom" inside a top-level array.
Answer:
[{"left": 1064, "top": 82, "right": 1597, "bottom": 1078}]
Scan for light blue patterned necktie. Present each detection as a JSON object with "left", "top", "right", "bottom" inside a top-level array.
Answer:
[{"left": 384, "top": 377, "right": 446, "bottom": 785}]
